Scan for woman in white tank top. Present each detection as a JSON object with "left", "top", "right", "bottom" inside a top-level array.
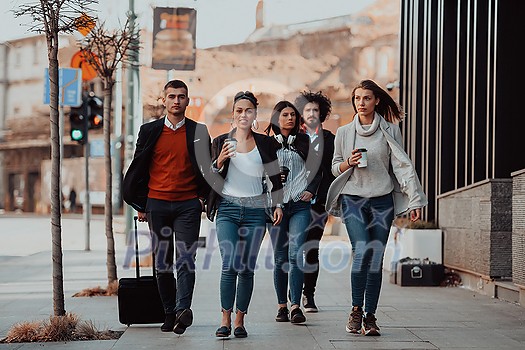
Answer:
[{"left": 207, "top": 91, "right": 283, "bottom": 339}]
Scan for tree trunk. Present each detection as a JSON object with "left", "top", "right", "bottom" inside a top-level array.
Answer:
[
  {"left": 103, "top": 82, "right": 117, "bottom": 284},
  {"left": 48, "top": 32, "right": 65, "bottom": 316}
]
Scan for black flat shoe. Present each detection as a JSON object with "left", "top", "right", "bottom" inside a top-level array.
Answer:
[
  {"left": 234, "top": 326, "right": 248, "bottom": 338},
  {"left": 215, "top": 326, "right": 231, "bottom": 338}
]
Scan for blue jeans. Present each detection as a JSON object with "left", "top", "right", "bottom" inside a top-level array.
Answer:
[
  {"left": 270, "top": 200, "right": 311, "bottom": 306},
  {"left": 146, "top": 197, "right": 202, "bottom": 314},
  {"left": 341, "top": 193, "right": 394, "bottom": 314},
  {"left": 215, "top": 196, "right": 267, "bottom": 313}
]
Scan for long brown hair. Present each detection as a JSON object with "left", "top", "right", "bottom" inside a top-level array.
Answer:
[{"left": 351, "top": 79, "right": 403, "bottom": 123}]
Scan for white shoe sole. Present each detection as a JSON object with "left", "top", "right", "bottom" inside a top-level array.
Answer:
[
  {"left": 362, "top": 327, "right": 380, "bottom": 336},
  {"left": 345, "top": 325, "right": 361, "bottom": 334}
]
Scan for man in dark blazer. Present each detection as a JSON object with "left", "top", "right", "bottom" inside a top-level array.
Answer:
[
  {"left": 123, "top": 79, "right": 211, "bottom": 335},
  {"left": 294, "top": 90, "right": 335, "bottom": 313}
]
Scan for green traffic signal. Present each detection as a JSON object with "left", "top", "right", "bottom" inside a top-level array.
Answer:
[
  {"left": 71, "top": 129, "right": 84, "bottom": 141},
  {"left": 69, "top": 110, "right": 87, "bottom": 144},
  {"left": 68, "top": 93, "right": 103, "bottom": 144}
]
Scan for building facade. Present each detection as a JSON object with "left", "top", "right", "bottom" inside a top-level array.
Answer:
[
  {"left": 0, "top": 0, "right": 401, "bottom": 213},
  {"left": 399, "top": 0, "right": 525, "bottom": 303},
  {"left": 0, "top": 35, "right": 101, "bottom": 213}
]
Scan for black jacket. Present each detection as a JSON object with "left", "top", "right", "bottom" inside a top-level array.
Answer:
[
  {"left": 122, "top": 117, "right": 212, "bottom": 212},
  {"left": 206, "top": 130, "right": 283, "bottom": 221},
  {"left": 306, "top": 128, "right": 335, "bottom": 206}
]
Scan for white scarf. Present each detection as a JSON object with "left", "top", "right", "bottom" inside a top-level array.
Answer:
[{"left": 355, "top": 112, "right": 380, "bottom": 136}]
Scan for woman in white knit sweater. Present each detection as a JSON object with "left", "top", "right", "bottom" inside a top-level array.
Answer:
[{"left": 327, "top": 79, "right": 427, "bottom": 336}]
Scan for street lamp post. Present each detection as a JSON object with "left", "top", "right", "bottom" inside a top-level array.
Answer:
[{"left": 124, "top": 0, "right": 139, "bottom": 237}]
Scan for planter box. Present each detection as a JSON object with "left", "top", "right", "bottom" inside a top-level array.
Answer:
[{"left": 384, "top": 227, "right": 442, "bottom": 272}]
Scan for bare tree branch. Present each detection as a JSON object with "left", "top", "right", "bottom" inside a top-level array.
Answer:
[
  {"left": 80, "top": 18, "right": 140, "bottom": 83},
  {"left": 14, "top": 0, "right": 98, "bottom": 36},
  {"left": 77, "top": 18, "right": 140, "bottom": 284}
]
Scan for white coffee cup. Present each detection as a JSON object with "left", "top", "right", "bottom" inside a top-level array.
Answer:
[
  {"left": 357, "top": 148, "right": 368, "bottom": 168},
  {"left": 225, "top": 138, "right": 237, "bottom": 157}
]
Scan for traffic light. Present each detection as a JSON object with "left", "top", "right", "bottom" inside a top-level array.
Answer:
[
  {"left": 69, "top": 105, "right": 87, "bottom": 144},
  {"left": 87, "top": 95, "right": 103, "bottom": 130},
  {"left": 69, "top": 93, "right": 103, "bottom": 144}
]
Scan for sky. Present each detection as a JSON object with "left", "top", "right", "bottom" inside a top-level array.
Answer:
[{"left": 0, "top": 0, "right": 375, "bottom": 48}]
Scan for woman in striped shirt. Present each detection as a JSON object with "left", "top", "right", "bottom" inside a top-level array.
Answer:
[{"left": 265, "top": 100, "right": 321, "bottom": 325}]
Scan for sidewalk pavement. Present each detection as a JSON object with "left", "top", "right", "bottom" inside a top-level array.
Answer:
[{"left": 1, "top": 215, "right": 524, "bottom": 349}]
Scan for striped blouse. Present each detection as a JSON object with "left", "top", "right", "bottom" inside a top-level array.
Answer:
[{"left": 276, "top": 146, "right": 308, "bottom": 203}]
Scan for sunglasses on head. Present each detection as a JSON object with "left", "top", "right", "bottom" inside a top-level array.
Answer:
[{"left": 234, "top": 91, "right": 258, "bottom": 106}]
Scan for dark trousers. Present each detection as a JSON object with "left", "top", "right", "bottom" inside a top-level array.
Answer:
[
  {"left": 146, "top": 197, "right": 202, "bottom": 315},
  {"left": 303, "top": 202, "right": 329, "bottom": 297}
]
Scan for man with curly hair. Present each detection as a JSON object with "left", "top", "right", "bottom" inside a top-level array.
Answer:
[{"left": 293, "top": 90, "right": 335, "bottom": 313}]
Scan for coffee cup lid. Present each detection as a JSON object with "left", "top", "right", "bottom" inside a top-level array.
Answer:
[{"left": 357, "top": 148, "right": 367, "bottom": 152}]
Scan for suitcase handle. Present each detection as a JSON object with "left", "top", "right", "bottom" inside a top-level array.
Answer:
[
  {"left": 411, "top": 266, "right": 423, "bottom": 279},
  {"left": 134, "top": 216, "right": 140, "bottom": 278},
  {"left": 133, "top": 215, "right": 157, "bottom": 279}
]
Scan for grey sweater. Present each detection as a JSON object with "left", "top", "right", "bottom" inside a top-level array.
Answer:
[
  {"left": 327, "top": 113, "right": 428, "bottom": 217},
  {"left": 342, "top": 125, "right": 393, "bottom": 197}
]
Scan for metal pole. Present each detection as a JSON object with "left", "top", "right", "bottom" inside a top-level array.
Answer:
[
  {"left": 59, "top": 105, "right": 64, "bottom": 212},
  {"left": 124, "top": 0, "right": 138, "bottom": 237},
  {"left": 84, "top": 103, "right": 91, "bottom": 251},
  {"left": 113, "top": 61, "right": 123, "bottom": 214}
]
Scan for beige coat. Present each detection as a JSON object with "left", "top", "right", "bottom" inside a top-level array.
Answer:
[{"left": 326, "top": 114, "right": 427, "bottom": 217}]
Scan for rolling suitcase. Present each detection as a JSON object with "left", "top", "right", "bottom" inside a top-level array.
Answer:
[{"left": 118, "top": 216, "right": 166, "bottom": 325}]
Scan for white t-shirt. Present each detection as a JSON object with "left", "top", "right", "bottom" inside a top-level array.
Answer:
[{"left": 222, "top": 147, "right": 265, "bottom": 197}]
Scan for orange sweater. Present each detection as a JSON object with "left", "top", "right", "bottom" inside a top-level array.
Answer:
[{"left": 148, "top": 125, "right": 198, "bottom": 201}]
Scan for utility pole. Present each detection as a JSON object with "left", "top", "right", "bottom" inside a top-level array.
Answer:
[
  {"left": 84, "top": 96, "right": 91, "bottom": 251},
  {"left": 124, "top": 0, "right": 139, "bottom": 237},
  {"left": 113, "top": 61, "right": 123, "bottom": 214}
]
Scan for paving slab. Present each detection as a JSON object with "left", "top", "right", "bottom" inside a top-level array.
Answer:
[{"left": 1, "top": 215, "right": 524, "bottom": 349}]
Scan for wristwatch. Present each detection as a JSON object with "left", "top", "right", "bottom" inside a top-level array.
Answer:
[
  {"left": 211, "top": 159, "right": 224, "bottom": 173},
  {"left": 275, "top": 203, "right": 284, "bottom": 209}
]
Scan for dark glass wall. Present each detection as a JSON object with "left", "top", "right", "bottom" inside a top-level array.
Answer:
[{"left": 399, "top": 0, "right": 525, "bottom": 222}]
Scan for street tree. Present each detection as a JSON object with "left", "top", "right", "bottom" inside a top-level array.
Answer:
[
  {"left": 14, "top": 0, "right": 98, "bottom": 316},
  {"left": 80, "top": 19, "right": 140, "bottom": 285}
]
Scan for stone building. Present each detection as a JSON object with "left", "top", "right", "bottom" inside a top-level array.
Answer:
[
  {"left": 0, "top": 0, "right": 401, "bottom": 213},
  {"left": 0, "top": 35, "right": 88, "bottom": 212}
]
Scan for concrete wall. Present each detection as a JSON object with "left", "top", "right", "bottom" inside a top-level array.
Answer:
[
  {"left": 438, "top": 179, "right": 513, "bottom": 278},
  {"left": 512, "top": 169, "right": 525, "bottom": 287}
]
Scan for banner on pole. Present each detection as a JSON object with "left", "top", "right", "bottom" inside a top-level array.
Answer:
[{"left": 152, "top": 7, "right": 196, "bottom": 71}]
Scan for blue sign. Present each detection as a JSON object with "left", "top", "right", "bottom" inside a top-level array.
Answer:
[
  {"left": 43, "top": 68, "right": 83, "bottom": 107},
  {"left": 90, "top": 139, "right": 116, "bottom": 158}
]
